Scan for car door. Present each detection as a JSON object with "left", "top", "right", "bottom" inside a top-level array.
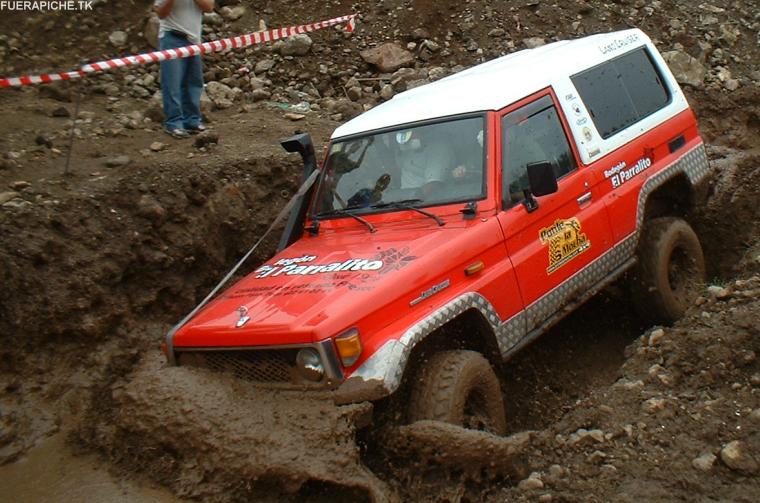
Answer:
[{"left": 495, "top": 90, "right": 615, "bottom": 337}]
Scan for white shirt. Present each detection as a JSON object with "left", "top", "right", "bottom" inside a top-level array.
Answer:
[{"left": 155, "top": 0, "right": 204, "bottom": 44}]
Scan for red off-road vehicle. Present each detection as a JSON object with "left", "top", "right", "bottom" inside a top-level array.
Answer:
[{"left": 164, "top": 29, "right": 709, "bottom": 433}]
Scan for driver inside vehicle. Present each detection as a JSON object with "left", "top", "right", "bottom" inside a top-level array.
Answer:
[{"left": 394, "top": 128, "right": 454, "bottom": 197}]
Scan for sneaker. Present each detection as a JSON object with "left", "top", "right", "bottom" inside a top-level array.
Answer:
[
  {"left": 165, "top": 127, "right": 190, "bottom": 139},
  {"left": 186, "top": 124, "right": 208, "bottom": 135}
]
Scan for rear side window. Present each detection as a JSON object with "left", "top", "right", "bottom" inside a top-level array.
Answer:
[{"left": 571, "top": 47, "right": 670, "bottom": 139}]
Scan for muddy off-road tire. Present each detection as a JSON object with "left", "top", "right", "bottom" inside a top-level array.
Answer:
[
  {"left": 631, "top": 217, "right": 705, "bottom": 324},
  {"left": 409, "top": 350, "right": 507, "bottom": 436}
]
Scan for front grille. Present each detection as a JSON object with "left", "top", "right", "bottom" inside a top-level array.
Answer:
[{"left": 178, "top": 349, "right": 301, "bottom": 384}]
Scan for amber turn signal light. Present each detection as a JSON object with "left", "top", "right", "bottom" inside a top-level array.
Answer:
[
  {"left": 465, "top": 261, "right": 485, "bottom": 276},
  {"left": 335, "top": 328, "right": 362, "bottom": 367}
]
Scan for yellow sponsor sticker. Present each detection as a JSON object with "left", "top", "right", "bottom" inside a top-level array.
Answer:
[{"left": 539, "top": 218, "right": 591, "bottom": 274}]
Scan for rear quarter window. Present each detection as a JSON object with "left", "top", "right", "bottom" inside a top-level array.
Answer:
[{"left": 571, "top": 47, "right": 670, "bottom": 139}]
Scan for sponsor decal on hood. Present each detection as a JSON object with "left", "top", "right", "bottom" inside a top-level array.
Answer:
[{"left": 254, "top": 255, "right": 385, "bottom": 279}]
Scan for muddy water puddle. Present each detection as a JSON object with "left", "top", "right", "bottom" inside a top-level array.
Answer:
[{"left": 0, "top": 434, "right": 185, "bottom": 503}]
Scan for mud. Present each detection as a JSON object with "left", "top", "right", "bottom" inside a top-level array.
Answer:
[
  {"left": 0, "top": 433, "right": 184, "bottom": 503},
  {"left": 80, "top": 354, "right": 392, "bottom": 503}
]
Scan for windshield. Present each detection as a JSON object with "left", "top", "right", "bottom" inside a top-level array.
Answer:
[{"left": 315, "top": 116, "right": 486, "bottom": 215}]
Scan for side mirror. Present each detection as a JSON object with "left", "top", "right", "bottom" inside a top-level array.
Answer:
[{"left": 527, "top": 161, "right": 558, "bottom": 197}]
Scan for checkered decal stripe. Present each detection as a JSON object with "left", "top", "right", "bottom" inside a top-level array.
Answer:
[
  {"left": 399, "top": 293, "right": 525, "bottom": 355},
  {"left": 523, "top": 143, "right": 709, "bottom": 334},
  {"left": 348, "top": 144, "right": 710, "bottom": 395}
]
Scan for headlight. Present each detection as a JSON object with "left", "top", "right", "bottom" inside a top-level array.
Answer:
[{"left": 296, "top": 348, "right": 325, "bottom": 381}]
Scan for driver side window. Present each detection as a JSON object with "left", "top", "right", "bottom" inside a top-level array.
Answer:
[{"left": 502, "top": 95, "right": 578, "bottom": 208}]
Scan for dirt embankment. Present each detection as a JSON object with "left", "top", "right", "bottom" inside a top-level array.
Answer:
[
  {"left": 0, "top": 151, "right": 306, "bottom": 464},
  {"left": 1, "top": 1, "right": 760, "bottom": 502}
]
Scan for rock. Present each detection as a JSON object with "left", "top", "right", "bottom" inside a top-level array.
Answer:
[
  {"left": 587, "top": 450, "right": 607, "bottom": 464},
  {"left": 326, "top": 98, "right": 362, "bottom": 120},
  {"left": 360, "top": 43, "right": 415, "bottom": 73},
  {"left": 104, "top": 155, "right": 131, "bottom": 168},
  {"left": 144, "top": 13, "right": 160, "bottom": 49},
  {"left": 489, "top": 28, "right": 506, "bottom": 37},
  {"left": 0, "top": 191, "right": 20, "bottom": 205},
  {"left": 251, "top": 89, "right": 271, "bottom": 101},
  {"left": 649, "top": 328, "right": 665, "bottom": 346},
  {"left": 149, "top": 142, "right": 166, "bottom": 152},
  {"left": 205, "top": 81, "right": 238, "bottom": 109},
  {"left": 277, "top": 34, "right": 313, "bottom": 56},
  {"left": 518, "top": 473, "right": 544, "bottom": 491},
  {"left": 95, "top": 83, "right": 121, "bottom": 97},
  {"left": 692, "top": 453, "right": 717, "bottom": 471},
  {"left": 662, "top": 50, "right": 706, "bottom": 88},
  {"left": 706, "top": 285, "right": 730, "bottom": 299},
  {"left": 411, "top": 28, "right": 430, "bottom": 40},
  {"left": 524, "top": 37, "right": 546, "bottom": 49},
  {"left": 8, "top": 181, "right": 30, "bottom": 191},
  {"left": 2, "top": 199, "right": 32, "bottom": 209},
  {"left": 109, "top": 30, "right": 128, "bottom": 47},
  {"left": 643, "top": 397, "right": 667, "bottom": 413},
  {"left": 284, "top": 113, "right": 305, "bottom": 121},
  {"left": 144, "top": 101, "right": 164, "bottom": 123},
  {"left": 725, "top": 79, "right": 740, "bottom": 91},
  {"left": 417, "top": 39, "right": 440, "bottom": 61},
  {"left": 194, "top": 133, "right": 219, "bottom": 149},
  {"left": 721, "top": 441, "right": 758, "bottom": 473},
  {"left": 132, "top": 85, "right": 150, "bottom": 99},
  {"left": 51, "top": 106, "right": 70, "bottom": 118},
  {"left": 220, "top": 5, "right": 246, "bottom": 21},
  {"left": 203, "top": 12, "right": 224, "bottom": 27},
  {"left": 719, "top": 24, "right": 740, "bottom": 46},
  {"left": 249, "top": 77, "right": 268, "bottom": 91},
  {"left": 569, "top": 428, "right": 605, "bottom": 446},
  {"left": 749, "top": 409, "right": 760, "bottom": 423},
  {"left": 428, "top": 67, "right": 447, "bottom": 81},
  {"left": 346, "top": 86, "right": 362, "bottom": 101},
  {"left": 254, "top": 59, "right": 275, "bottom": 74},
  {"left": 137, "top": 195, "right": 166, "bottom": 225},
  {"left": 380, "top": 84, "right": 394, "bottom": 100},
  {"left": 35, "top": 135, "right": 53, "bottom": 148},
  {"left": 38, "top": 85, "right": 71, "bottom": 103},
  {"left": 390, "top": 67, "right": 420, "bottom": 92}
]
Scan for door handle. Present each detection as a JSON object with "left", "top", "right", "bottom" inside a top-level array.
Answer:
[{"left": 577, "top": 192, "right": 592, "bottom": 206}]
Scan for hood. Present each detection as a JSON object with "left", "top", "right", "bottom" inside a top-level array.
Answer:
[{"left": 172, "top": 218, "right": 502, "bottom": 349}]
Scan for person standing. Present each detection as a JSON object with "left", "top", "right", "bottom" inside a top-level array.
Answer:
[{"left": 154, "top": 0, "right": 215, "bottom": 138}]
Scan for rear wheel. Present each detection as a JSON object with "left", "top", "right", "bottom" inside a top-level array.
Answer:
[
  {"left": 631, "top": 217, "right": 705, "bottom": 324},
  {"left": 409, "top": 350, "right": 506, "bottom": 436}
]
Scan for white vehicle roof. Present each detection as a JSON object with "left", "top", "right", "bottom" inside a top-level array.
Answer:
[{"left": 332, "top": 29, "right": 656, "bottom": 139}]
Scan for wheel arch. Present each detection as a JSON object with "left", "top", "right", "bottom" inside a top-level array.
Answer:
[
  {"left": 335, "top": 293, "right": 508, "bottom": 404},
  {"left": 641, "top": 173, "right": 695, "bottom": 222}
]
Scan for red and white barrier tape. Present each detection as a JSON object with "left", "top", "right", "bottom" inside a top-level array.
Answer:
[{"left": 0, "top": 13, "right": 356, "bottom": 88}]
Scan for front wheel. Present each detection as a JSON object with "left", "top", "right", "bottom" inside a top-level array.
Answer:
[
  {"left": 630, "top": 217, "right": 705, "bottom": 324},
  {"left": 408, "top": 350, "right": 507, "bottom": 436}
]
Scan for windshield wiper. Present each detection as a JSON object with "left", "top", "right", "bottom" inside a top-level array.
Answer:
[
  {"left": 371, "top": 199, "right": 445, "bottom": 227},
  {"left": 316, "top": 207, "right": 377, "bottom": 233}
]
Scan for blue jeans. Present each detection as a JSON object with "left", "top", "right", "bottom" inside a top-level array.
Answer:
[{"left": 159, "top": 32, "right": 203, "bottom": 131}]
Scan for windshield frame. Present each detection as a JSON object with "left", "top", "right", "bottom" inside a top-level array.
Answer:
[{"left": 311, "top": 112, "right": 489, "bottom": 221}]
